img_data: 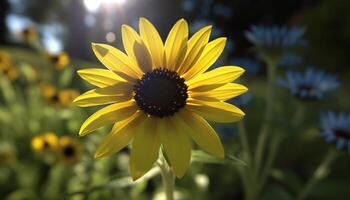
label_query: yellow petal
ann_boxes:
[133,40,153,73]
[77,68,125,88]
[177,26,211,75]
[160,118,191,178]
[187,100,245,123]
[121,24,150,73]
[176,109,224,158]
[130,117,161,180]
[73,83,133,107]
[91,43,142,82]
[190,83,248,102]
[187,66,245,89]
[182,37,226,81]
[79,100,138,136]
[94,112,145,158]
[164,19,188,70]
[139,18,164,68]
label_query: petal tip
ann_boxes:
[173,169,186,179]
[92,43,109,57]
[94,152,103,159]
[139,17,147,23]
[78,128,87,137]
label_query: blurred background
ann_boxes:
[0,0,350,199]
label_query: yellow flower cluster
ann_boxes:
[19,26,38,43]
[0,51,19,81]
[31,132,81,164]
[46,51,70,70]
[39,83,80,107]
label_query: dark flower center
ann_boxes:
[298,84,314,92]
[23,28,32,36]
[334,129,350,140]
[63,145,75,157]
[50,55,60,64]
[133,68,188,117]
[295,84,317,100]
[50,94,60,103]
[43,141,50,149]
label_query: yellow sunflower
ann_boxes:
[0,51,12,70]
[57,136,82,164]
[39,83,79,107]
[20,26,38,43]
[31,132,59,154]
[74,18,247,180]
[58,89,80,106]
[1,66,19,81]
[47,51,70,70]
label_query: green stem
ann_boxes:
[238,121,252,165]
[297,150,338,200]
[237,167,257,200]
[157,158,175,200]
[237,121,258,200]
[258,135,283,190]
[291,103,305,128]
[254,58,277,178]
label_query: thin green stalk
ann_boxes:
[157,158,175,200]
[238,121,252,165]
[297,150,338,200]
[254,58,278,177]
[237,121,258,200]
[291,103,305,128]
[258,135,283,190]
[237,167,257,200]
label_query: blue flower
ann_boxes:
[278,53,303,68]
[229,57,262,75]
[320,112,350,154]
[245,25,306,56]
[212,4,233,19]
[278,68,339,101]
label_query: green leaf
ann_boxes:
[191,150,246,166]
[191,150,225,164]
[226,154,247,166]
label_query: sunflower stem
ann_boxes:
[158,157,175,200]
[297,149,338,200]
[254,57,278,179]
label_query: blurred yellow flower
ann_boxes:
[20,26,38,43]
[47,51,70,70]
[1,66,19,81]
[39,83,59,104]
[31,132,59,154]
[57,136,82,164]
[75,18,247,180]
[58,89,80,106]
[0,51,12,70]
[39,83,79,107]
[0,51,18,81]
